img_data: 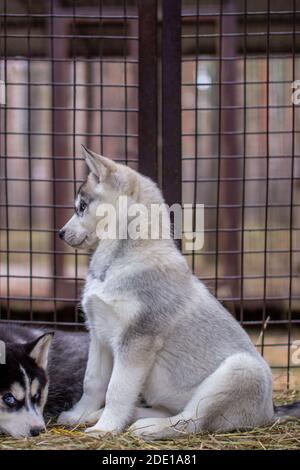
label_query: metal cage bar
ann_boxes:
[162,0,182,207]
[138,0,158,181]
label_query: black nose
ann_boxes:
[30,427,43,437]
[58,229,65,240]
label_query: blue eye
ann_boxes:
[3,393,17,408]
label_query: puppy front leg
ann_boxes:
[58,334,112,425]
[85,354,152,435]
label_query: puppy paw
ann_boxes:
[85,424,117,437]
[57,408,103,426]
[84,409,104,425]
[129,417,175,441]
[85,415,124,436]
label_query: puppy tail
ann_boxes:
[273,401,300,422]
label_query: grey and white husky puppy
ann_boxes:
[58,146,300,440]
[0,324,88,438]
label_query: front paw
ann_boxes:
[85,415,124,436]
[58,408,103,426]
[85,423,118,437]
[129,417,174,441]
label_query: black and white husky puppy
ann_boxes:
[0,323,88,438]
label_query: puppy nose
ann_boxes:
[58,229,65,240]
[30,427,43,437]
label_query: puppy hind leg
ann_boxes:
[130,353,273,440]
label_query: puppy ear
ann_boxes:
[26,333,54,370]
[82,145,117,181]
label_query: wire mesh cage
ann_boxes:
[181,0,300,389]
[0,0,299,389]
[0,0,139,325]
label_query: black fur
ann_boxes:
[0,323,88,418]
[274,402,300,419]
[45,330,88,417]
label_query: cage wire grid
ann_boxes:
[0,0,299,389]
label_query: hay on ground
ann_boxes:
[0,390,299,451]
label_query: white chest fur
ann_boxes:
[81,274,140,350]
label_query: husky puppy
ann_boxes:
[0,324,87,438]
[58,146,300,440]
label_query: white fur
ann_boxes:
[58,149,275,439]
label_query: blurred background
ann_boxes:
[0,0,300,388]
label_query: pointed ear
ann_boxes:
[82,145,117,181]
[27,333,54,370]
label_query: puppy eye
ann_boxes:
[79,200,87,212]
[3,392,17,408]
[32,391,41,404]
